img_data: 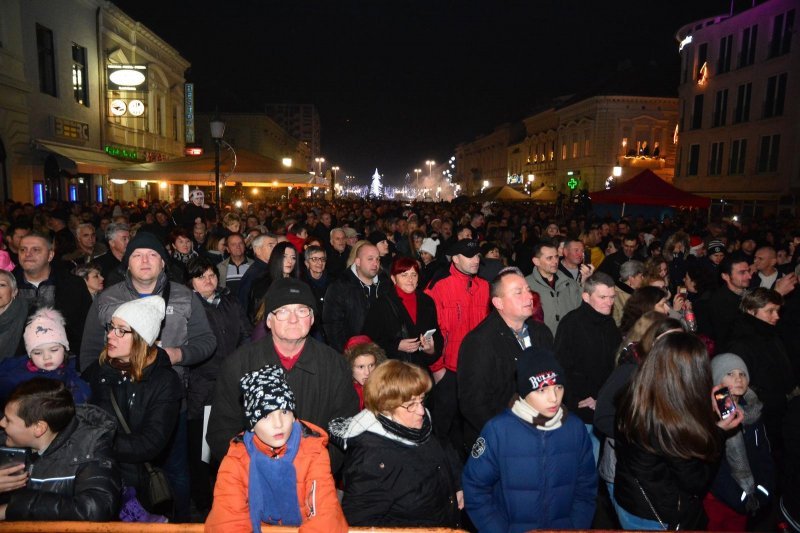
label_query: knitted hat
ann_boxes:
[263,277,317,317]
[112,296,166,346]
[707,240,726,255]
[122,231,170,266]
[344,335,373,351]
[0,250,13,271]
[367,231,388,246]
[419,238,439,257]
[450,239,480,258]
[240,365,296,429]
[24,308,69,353]
[711,353,749,386]
[516,348,564,399]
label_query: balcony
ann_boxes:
[616,155,667,170]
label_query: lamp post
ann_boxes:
[426,160,435,181]
[314,157,325,182]
[414,168,421,195]
[331,166,339,198]
[210,115,226,210]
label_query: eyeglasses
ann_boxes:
[307,256,327,263]
[105,323,133,337]
[271,307,313,321]
[399,396,426,412]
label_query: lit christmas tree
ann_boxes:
[370,168,383,198]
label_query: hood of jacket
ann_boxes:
[328,409,423,450]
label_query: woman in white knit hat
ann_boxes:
[82,295,183,521]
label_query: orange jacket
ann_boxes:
[205,420,348,533]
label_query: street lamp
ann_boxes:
[426,160,435,181]
[331,166,339,198]
[414,168,421,193]
[314,157,325,183]
[210,115,226,210]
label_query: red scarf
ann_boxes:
[353,381,365,410]
[395,285,417,324]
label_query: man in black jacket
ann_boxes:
[554,272,621,462]
[457,267,554,450]
[696,257,752,347]
[323,243,389,352]
[0,378,120,521]
[207,278,359,467]
[597,235,640,283]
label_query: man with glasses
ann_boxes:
[207,277,358,466]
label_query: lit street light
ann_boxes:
[331,166,339,198]
[210,114,226,210]
[414,168,421,194]
[314,157,325,184]
[426,160,435,181]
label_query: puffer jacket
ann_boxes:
[83,347,182,491]
[329,410,461,527]
[462,409,597,532]
[524,269,582,336]
[0,355,90,407]
[3,404,121,521]
[205,421,347,533]
[424,263,490,372]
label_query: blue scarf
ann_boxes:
[243,422,303,530]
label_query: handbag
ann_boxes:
[635,477,679,530]
[109,392,174,512]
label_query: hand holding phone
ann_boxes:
[714,387,737,420]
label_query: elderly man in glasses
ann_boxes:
[207,277,358,469]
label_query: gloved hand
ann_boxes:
[744,493,761,515]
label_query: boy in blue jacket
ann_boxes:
[462,348,597,532]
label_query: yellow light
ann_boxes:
[613,166,622,177]
[251,188,258,194]
[527,174,535,182]
[139,181,148,188]
[272,180,278,186]
[282,158,292,167]
[483,180,489,187]
[159,182,167,189]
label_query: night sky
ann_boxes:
[112,0,732,185]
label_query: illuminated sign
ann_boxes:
[185,146,203,156]
[107,64,148,91]
[507,174,523,185]
[128,100,145,116]
[52,116,89,142]
[110,99,127,116]
[567,177,579,190]
[105,145,139,161]
[185,83,195,143]
[679,35,693,52]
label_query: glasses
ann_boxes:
[271,307,313,321]
[399,397,426,412]
[307,256,327,263]
[105,323,133,337]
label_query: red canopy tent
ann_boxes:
[590,169,711,208]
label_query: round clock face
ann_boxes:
[110,99,127,116]
[128,100,145,117]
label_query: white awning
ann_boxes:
[36,140,131,174]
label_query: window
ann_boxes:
[583,131,591,157]
[730,139,747,174]
[172,106,178,141]
[571,135,578,158]
[687,144,700,176]
[739,25,758,67]
[71,44,88,106]
[692,94,704,129]
[561,142,567,160]
[36,24,57,96]
[708,142,725,175]
[733,83,752,123]
[155,96,163,135]
[696,43,708,80]
[549,141,555,161]
[763,73,788,118]
[718,34,733,73]
[713,89,728,127]
[675,147,682,177]
[770,10,795,57]
[757,134,780,172]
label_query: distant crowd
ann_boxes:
[0,192,799,531]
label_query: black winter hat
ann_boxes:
[367,231,388,246]
[240,365,296,429]
[263,277,317,317]
[122,231,170,266]
[450,239,481,258]
[516,347,565,399]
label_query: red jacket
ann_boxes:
[424,264,490,372]
[205,420,348,533]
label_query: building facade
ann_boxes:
[674,0,799,214]
[264,103,320,170]
[455,123,522,196]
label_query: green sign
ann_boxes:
[567,177,579,190]
[104,145,138,161]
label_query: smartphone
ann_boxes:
[714,387,737,420]
[422,329,436,341]
[678,286,688,295]
[0,446,31,471]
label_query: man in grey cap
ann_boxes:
[207,277,358,466]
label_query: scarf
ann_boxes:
[511,398,564,431]
[377,412,432,445]
[108,358,133,373]
[726,389,763,495]
[353,381,365,410]
[171,249,197,264]
[244,422,303,530]
[395,285,417,324]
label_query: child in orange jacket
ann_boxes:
[205,365,347,533]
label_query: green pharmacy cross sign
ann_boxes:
[567,177,579,190]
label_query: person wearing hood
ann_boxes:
[461,350,597,531]
[205,365,347,533]
[0,378,120,521]
[328,360,462,527]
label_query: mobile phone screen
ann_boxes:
[714,387,736,419]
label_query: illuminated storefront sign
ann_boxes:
[52,116,89,142]
[185,83,195,143]
[107,64,148,91]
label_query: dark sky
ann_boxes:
[112,0,731,185]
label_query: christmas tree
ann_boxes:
[370,168,383,198]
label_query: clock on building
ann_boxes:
[110,99,127,116]
[128,100,145,117]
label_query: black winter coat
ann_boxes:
[554,302,622,423]
[2,404,121,521]
[83,348,182,490]
[335,421,461,527]
[457,310,554,449]
[187,288,251,420]
[725,313,795,448]
[323,268,390,352]
[362,288,443,369]
[696,286,742,347]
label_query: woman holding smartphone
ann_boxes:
[363,256,442,371]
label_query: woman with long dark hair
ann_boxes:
[249,241,301,324]
[613,331,743,530]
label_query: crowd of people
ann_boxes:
[0,190,799,531]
